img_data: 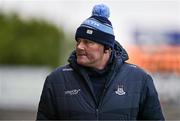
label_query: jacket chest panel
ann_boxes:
[55,90,95,119]
[56,71,95,113]
[98,79,142,117]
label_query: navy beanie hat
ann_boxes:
[75,4,115,49]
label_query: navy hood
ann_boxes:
[113,40,129,62]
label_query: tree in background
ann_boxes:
[0,13,71,68]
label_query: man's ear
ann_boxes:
[104,47,111,53]
[104,49,109,53]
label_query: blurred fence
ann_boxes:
[0,66,50,119]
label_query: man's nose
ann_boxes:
[77,41,85,49]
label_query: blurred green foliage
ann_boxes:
[0,13,66,68]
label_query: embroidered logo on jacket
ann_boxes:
[65,89,81,95]
[62,68,73,71]
[115,85,126,96]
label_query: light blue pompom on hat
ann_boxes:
[92,4,110,18]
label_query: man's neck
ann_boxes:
[93,52,111,70]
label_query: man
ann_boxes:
[37,4,164,120]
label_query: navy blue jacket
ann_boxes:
[37,41,164,120]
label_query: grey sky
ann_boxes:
[0,0,179,44]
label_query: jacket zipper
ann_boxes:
[96,88,107,120]
[96,108,99,120]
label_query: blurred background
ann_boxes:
[0,0,179,120]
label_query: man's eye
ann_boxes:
[86,40,94,45]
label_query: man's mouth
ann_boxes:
[76,50,86,55]
[76,50,86,56]
[77,53,86,56]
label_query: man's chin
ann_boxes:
[77,59,88,66]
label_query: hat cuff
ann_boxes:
[75,27,115,48]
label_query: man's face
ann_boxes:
[76,38,105,68]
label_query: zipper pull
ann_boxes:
[96,108,99,120]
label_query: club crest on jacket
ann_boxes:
[115,85,126,96]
